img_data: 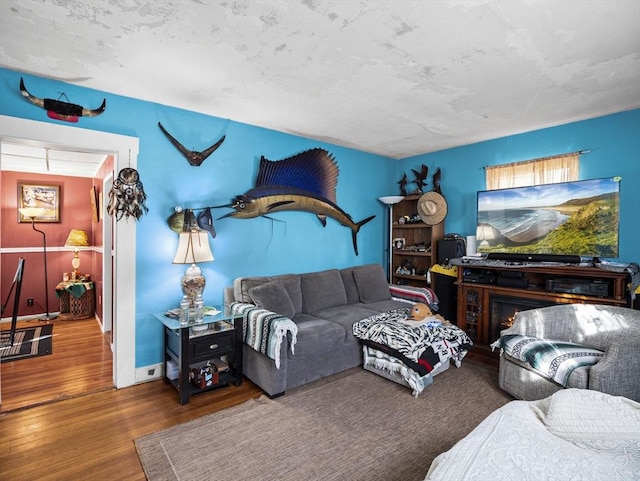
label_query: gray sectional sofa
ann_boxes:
[224,264,418,397]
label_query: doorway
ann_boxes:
[0,115,137,391]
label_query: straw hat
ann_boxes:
[417,191,447,225]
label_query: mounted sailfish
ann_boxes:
[219,148,375,255]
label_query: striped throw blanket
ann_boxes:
[492,335,604,387]
[230,302,298,369]
[389,285,439,311]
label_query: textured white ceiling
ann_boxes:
[1,0,639,160]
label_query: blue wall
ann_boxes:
[2,68,638,368]
[400,110,640,263]
[0,68,395,367]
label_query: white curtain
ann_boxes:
[486,153,579,190]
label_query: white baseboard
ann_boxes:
[1,312,61,324]
[135,363,164,383]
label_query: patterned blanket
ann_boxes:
[230,302,298,369]
[491,335,604,387]
[353,308,473,379]
[389,285,439,311]
[362,345,434,397]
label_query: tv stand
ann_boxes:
[453,260,631,347]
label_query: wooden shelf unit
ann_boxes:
[391,195,444,288]
[455,263,631,347]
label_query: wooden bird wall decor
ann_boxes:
[19,77,106,122]
[158,122,225,166]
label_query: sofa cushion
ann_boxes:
[356,299,412,314]
[353,264,391,303]
[340,267,361,305]
[287,317,349,358]
[309,304,381,342]
[301,269,347,313]
[248,280,295,319]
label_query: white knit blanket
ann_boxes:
[425,389,640,481]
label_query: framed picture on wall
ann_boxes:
[90,186,99,222]
[18,183,61,223]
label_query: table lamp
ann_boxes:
[64,229,89,279]
[173,209,214,307]
[476,224,496,248]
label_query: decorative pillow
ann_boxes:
[279,275,303,315]
[353,264,391,303]
[248,280,295,319]
[494,334,603,387]
[533,388,640,442]
[234,276,269,303]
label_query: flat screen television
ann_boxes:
[476,177,620,259]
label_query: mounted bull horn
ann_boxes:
[19,77,106,123]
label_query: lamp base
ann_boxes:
[29,312,58,323]
[181,264,206,307]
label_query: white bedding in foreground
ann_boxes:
[425,389,640,481]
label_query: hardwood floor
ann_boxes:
[1,317,113,412]
[0,317,263,480]
[0,319,496,480]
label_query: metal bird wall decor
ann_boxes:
[158,122,225,166]
[411,164,429,194]
[218,148,375,255]
[398,173,408,196]
[19,77,106,122]
[432,167,442,194]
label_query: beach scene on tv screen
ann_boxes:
[476,177,619,258]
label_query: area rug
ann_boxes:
[0,325,53,363]
[135,360,513,481]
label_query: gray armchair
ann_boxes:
[493,303,640,402]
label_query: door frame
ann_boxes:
[0,115,137,388]
[100,172,114,339]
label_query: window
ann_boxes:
[485,153,579,190]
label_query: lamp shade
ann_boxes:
[378,195,404,205]
[476,224,496,241]
[19,207,46,219]
[64,229,89,247]
[173,230,214,264]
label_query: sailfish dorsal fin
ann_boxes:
[256,148,339,203]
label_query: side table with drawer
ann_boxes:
[154,309,243,404]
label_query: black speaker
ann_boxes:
[486,252,582,263]
[438,238,466,264]
[433,273,457,324]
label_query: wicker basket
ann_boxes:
[58,288,95,320]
